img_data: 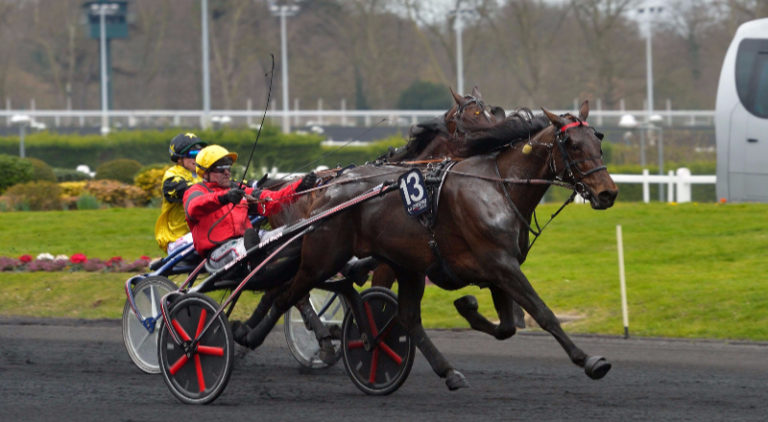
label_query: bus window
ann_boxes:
[735,39,768,118]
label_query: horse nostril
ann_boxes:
[598,190,617,205]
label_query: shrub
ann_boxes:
[24,157,57,182]
[95,158,142,184]
[3,181,63,211]
[76,194,102,210]
[0,154,35,193]
[134,165,169,200]
[397,81,452,110]
[84,179,149,207]
[54,168,92,182]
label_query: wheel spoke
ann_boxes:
[368,346,380,384]
[364,302,379,337]
[169,354,189,375]
[194,354,206,392]
[346,340,364,349]
[197,345,224,356]
[195,309,208,338]
[150,286,159,317]
[377,342,403,365]
[135,329,153,349]
[172,319,192,342]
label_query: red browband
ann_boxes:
[560,121,588,132]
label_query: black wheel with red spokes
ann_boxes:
[158,293,234,405]
[341,287,415,395]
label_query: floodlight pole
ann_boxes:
[201,0,211,128]
[98,5,109,135]
[271,3,299,133]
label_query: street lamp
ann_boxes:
[201,0,211,129]
[636,4,665,199]
[10,114,31,158]
[270,1,300,133]
[450,7,476,95]
[83,1,128,136]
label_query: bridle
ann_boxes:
[449,95,492,135]
[550,117,607,201]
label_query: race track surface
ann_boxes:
[0,317,765,421]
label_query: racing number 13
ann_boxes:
[399,171,425,206]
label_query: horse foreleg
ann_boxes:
[295,294,337,365]
[397,272,469,391]
[453,285,521,340]
[370,263,396,289]
[231,287,280,346]
[499,265,611,380]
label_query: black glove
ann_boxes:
[296,172,317,192]
[219,188,245,205]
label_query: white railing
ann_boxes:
[608,168,715,203]
[0,108,716,130]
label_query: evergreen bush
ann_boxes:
[3,181,63,211]
[54,168,92,182]
[0,154,34,193]
[95,159,143,184]
[24,157,57,182]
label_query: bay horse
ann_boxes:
[368,86,543,330]
[239,100,618,390]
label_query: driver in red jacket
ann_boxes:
[183,145,316,257]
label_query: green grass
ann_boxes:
[1,202,767,341]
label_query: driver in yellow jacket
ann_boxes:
[154,133,207,252]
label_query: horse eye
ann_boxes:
[595,131,604,141]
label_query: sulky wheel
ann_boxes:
[341,286,415,395]
[284,288,347,369]
[122,276,177,374]
[158,293,234,405]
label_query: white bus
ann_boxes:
[715,18,768,202]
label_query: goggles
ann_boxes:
[210,165,232,174]
[186,149,201,158]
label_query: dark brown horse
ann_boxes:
[240,100,618,390]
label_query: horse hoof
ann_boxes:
[584,356,611,380]
[453,295,479,313]
[445,369,469,391]
[230,321,249,346]
[318,339,338,365]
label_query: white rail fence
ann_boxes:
[574,168,716,204]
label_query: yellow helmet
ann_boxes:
[195,145,238,177]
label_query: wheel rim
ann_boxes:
[284,289,345,368]
[123,277,176,374]
[343,289,413,394]
[159,295,232,404]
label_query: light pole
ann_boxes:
[10,114,31,158]
[637,4,665,199]
[201,0,211,129]
[450,7,476,95]
[270,1,300,133]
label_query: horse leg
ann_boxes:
[231,287,279,346]
[370,263,396,289]
[396,271,469,391]
[453,285,521,339]
[294,294,337,365]
[499,264,611,380]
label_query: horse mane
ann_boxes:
[377,117,449,162]
[454,109,551,157]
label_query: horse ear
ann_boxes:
[579,100,590,121]
[541,107,567,128]
[471,85,482,100]
[450,87,464,105]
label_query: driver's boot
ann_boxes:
[340,257,378,285]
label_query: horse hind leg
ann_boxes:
[501,265,611,380]
[453,285,523,340]
[295,294,337,365]
[396,270,468,391]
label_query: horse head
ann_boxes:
[446,86,502,136]
[542,101,618,210]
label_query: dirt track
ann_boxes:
[0,317,765,422]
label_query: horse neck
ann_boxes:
[495,133,557,215]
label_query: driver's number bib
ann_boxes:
[398,169,428,216]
